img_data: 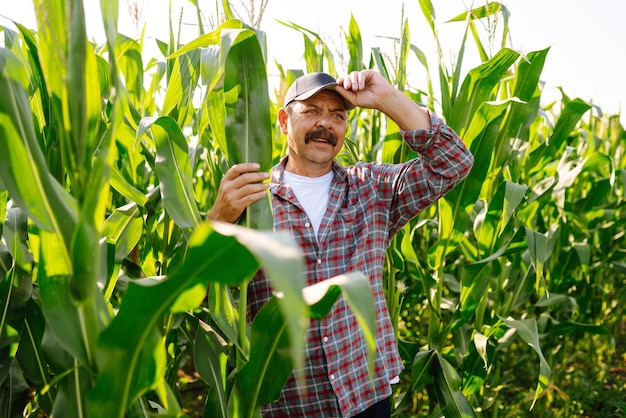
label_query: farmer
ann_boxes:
[208,69,474,417]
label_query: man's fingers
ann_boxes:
[227,171,269,194]
[239,188,269,206]
[337,70,372,91]
[236,182,270,200]
[224,162,262,179]
[222,163,270,191]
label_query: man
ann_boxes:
[208,70,474,417]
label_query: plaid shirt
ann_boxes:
[248,111,474,417]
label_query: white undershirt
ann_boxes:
[283,170,333,242]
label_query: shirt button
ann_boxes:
[317,259,322,265]
[323,336,329,342]
[305,222,311,228]
[330,374,335,380]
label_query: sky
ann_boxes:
[1,0,624,123]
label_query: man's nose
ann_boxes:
[315,111,333,128]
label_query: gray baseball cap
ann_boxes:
[283,72,355,110]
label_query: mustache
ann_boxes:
[304,128,338,146]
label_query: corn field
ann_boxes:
[0,0,624,417]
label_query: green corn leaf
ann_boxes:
[527,98,591,170]
[436,354,476,418]
[185,23,273,230]
[461,331,491,397]
[445,5,475,100]
[88,224,258,417]
[47,359,92,418]
[197,45,223,148]
[302,36,322,74]
[430,99,518,270]
[138,116,203,231]
[455,261,492,330]
[411,349,437,390]
[302,273,376,373]
[15,299,55,414]
[233,271,376,418]
[217,221,306,368]
[194,320,229,418]
[502,48,549,141]
[100,0,119,65]
[206,85,228,153]
[0,265,27,385]
[208,282,241,352]
[382,124,404,164]
[162,49,201,123]
[439,62,453,118]
[553,151,588,209]
[66,0,89,180]
[166,20,244,63]
[0,52,77,246]
[101,202,144,263]
[221,28,272,168]
[412,349,476,417]
[117,35,144,108]
[525,226,558,296]
[468,20,488,64]
[37,230,92,368]
[418,0,436,35]
[396,19,410,91]
[501,182,529,234]
[69,215,99,304]
[548,321,612,339]
[453,227,526,331]
[409,43,434,108]
[447,2,505,22]
[474,180,529,256]
[109,166,149,207]
[87,222,306,417]
[231,296,294,418]
[501,317,551,410]
[448,48,520,137]
[346,14,364,72]
[32,0,65,108]
[3,207,33,271]
[371,47,391,81]
[221,28,273,229]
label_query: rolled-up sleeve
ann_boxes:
[383,110,474,230]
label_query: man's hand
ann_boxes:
[335,70,394,111]
[335,69,431,131]
[207,163,270,223]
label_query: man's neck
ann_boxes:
[284,158,333,178]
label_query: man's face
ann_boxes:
[278,89,349,176]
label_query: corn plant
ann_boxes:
[0,1,378,417]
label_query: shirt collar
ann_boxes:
[270,156,346,190]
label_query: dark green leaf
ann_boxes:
[138,116,203,231]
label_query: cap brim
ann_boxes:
[290,83,355,110]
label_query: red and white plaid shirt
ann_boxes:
[248,111,474,417]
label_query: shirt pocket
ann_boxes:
[334,204,361,247]
[337,203,358,224]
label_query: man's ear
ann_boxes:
[278,107,289,134]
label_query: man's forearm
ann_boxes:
[377,89,432,131]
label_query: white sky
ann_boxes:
[1,0,624,122]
